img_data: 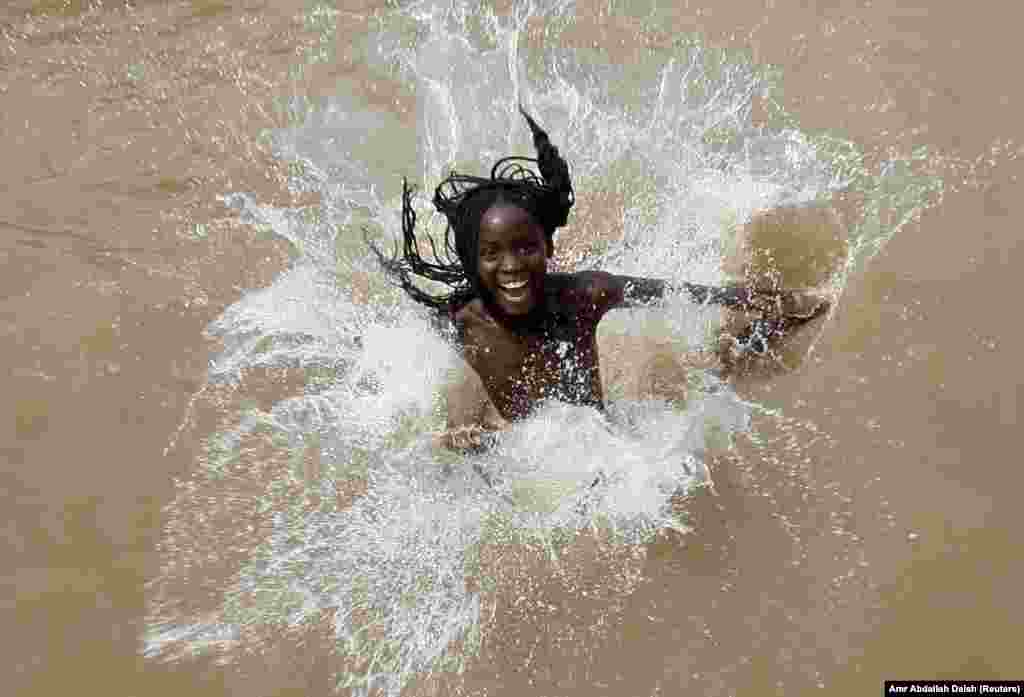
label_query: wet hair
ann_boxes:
[369,107,574,315]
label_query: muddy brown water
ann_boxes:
[3,1,1022,695]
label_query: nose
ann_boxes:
[498,251,522,272]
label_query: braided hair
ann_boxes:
[369,106,574,315]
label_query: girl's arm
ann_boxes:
[434,352,509,452]
[582,270,829,318]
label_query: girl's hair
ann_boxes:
[369,107,574,315]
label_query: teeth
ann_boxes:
[500,280,527,290]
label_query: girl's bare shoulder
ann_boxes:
[451,298,487,327]
[451,299,514,346]
[548,271,619,313]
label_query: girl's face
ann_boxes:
[476,203,552,317]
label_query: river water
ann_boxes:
[3,1,1022,696]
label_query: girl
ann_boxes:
[371,108,829,451]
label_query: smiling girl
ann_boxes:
[371,108,829,451]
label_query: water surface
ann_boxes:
[3,1,1022,695]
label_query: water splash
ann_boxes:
[146,1,951,693]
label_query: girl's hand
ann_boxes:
[781,289,831,319]
[749,289,830,319]
[434,424,498,452]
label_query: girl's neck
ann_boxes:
[481,291,554,336]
